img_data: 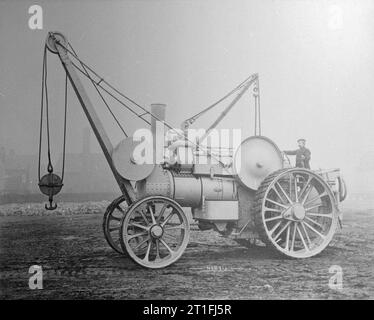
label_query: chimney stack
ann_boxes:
[150,104,166,164]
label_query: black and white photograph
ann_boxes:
[0,0,373,304]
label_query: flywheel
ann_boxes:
[252,168,339,258]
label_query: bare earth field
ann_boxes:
[0,201,373,299]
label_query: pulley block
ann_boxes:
[46,32,68,54]
[38,172,63,210]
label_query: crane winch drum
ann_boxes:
[38,31,347,268]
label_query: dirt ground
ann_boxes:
[0,201,373,299]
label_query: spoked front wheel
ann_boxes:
[120,196,190,269]
[253,168,339,258]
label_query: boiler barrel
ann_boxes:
[136,166,237,208]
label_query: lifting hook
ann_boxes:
[45,195,58,211]
[38,168,63,211]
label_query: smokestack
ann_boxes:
[151,103,166,164]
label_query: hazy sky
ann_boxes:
[0,0,373,193]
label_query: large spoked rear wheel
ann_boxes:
[103,195,129,254]
[253,168,339,258]
[120,196,190,269]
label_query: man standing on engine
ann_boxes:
[284,138,311,169]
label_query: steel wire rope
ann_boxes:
[54,40,247,172]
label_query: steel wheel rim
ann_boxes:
[103,196,128,254]
[120,196,190,269]
[261,169,338,258]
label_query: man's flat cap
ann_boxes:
[297,138,306,142]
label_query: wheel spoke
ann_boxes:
[305,203,323,212]
[303,220,326,239]
[294,175,299,202]
[155,239,161,261]
[116,205,125,213]
[301,187,313,205]
[133,236,150,250]
[291,222,297,251]
[271,186,286,205]
[285,223,291,251]
[139,210,150,225]
[264,207,283,213]
[306,212,333,219]
[273,221,292,241]
[304,192,328,207]
[156,203,168,223]
[109,226,120,232]
[264,215,283,222]
[127,231,148,240]
[164,224,185,231]
[142,241,152,262]
[297,225,309,251]
[160,239,175,257]
[276,182,293,205]
[129,222,149,230]
[299,176,313,200]
[305,216,324,228]
[163,233,178,241]
[109,215,121,222]
[161,211,175,227]
[266,198,288,209]
[269,221,282,236]
[300,221,312,246]
[148,204,157,224]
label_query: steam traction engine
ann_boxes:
[39,32,347,269]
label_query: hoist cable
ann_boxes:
[61,73,68,180]
[70,59,233,171]
[38,46,46,181]
[56,40,261,144]
[61,42,153,126]
[44,46,52,172]
[53,40,241,172]
[68,41,239,170]
[71,60,151,126]
[185,74,258,126]
[38,44,69,182]
[61,41,220,133]
[38,45,54,180]
[63,41,260,141]
[68,44,129,137]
